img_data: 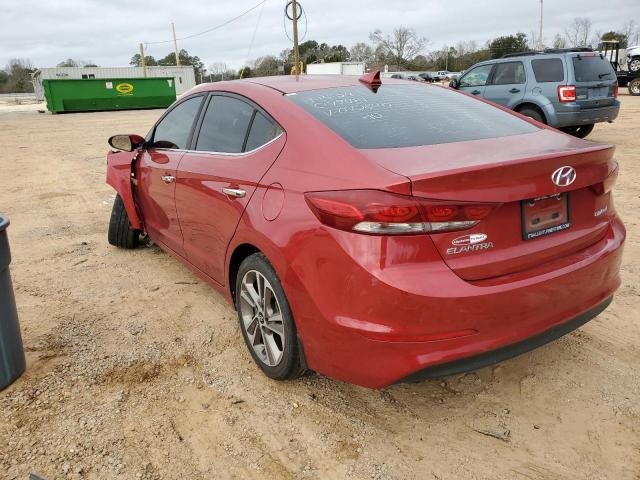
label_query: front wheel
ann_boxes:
[108,194,140,249]
[560,124,595,139]
[235,253,305,381]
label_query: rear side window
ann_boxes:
[287,85,538,149]
[196,96,254,153]
[572,55,615,82]
[153,96,203,149]
[531,58,564,82]
[492,62,526,85]
[245,111,282,151]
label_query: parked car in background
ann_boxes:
[450,49,620,138]
[106,74,624,388]
[418,72,436,83]
[627,45,640,72]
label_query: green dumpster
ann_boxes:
[43,77,177,113]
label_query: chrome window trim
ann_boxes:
[154,131,284,157]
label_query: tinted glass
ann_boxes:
[531,58,564,82]
[459,64,493,87]
[153,96,202,149]
[492,62,526,85]
[196,96,254,153]
[288,85,538,149]
[245,111,282,151]
[572,55,615,82]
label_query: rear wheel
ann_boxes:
[235,253,305,381]
[517,106,546,124]
[629,78,640,96]
[108,194,140,249]
[560,124,595,139]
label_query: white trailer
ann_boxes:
[306,62,366,75]
[31,66,196,101]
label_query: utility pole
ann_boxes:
[538,0,544,50]
[171,22,181,66]
[291,0,301,75]
[139,43,147,78]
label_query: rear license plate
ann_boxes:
[521,193,570,240]
[588,87,608,99]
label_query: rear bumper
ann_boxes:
[400,296,611,382]
[550,102,620,128]
[289,216,625,388]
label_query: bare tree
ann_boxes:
[369,27,428,67]
[622,20,639,46]
[552,34,567,49]
[208,62,228,81]
[349,42,374,64]
[564,17,593,47]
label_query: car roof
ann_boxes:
[195,75,410,95]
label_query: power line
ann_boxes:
[144,0,267,46]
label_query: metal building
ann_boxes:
[306,62,366,75]
[31,66,196,101]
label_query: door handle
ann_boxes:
[471,90,481,95]
[509,88,521,93]
[223,188,246,198]
[161,175,175,184]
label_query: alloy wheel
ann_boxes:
[630,59,640,72]
[239,270,285,367]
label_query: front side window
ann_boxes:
[459,64,494,87]
[491,62,526,85]
[531,58,565,82]
[153,96,203,149]
[195,96,254,153]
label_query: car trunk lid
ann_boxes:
[362,130,617,281]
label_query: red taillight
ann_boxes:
[613,81,619,98]
[305,190,499,235]
[558,85,576,103]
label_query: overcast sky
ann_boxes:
[1,0,638,71]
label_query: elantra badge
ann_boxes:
[551,166,576,187]
[447,233,493,255]
[451,233,488,246]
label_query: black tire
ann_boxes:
[235,253,305,381]
[560,124,595,139]
[629,57,640,73]
[108,194,140,249]
[629,78,640,96]
[517,106,546,124]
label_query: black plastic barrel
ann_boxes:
[0,216,25,390]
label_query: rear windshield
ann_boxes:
[287,84,538,149]
[572,55,615,82]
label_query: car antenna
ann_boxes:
[359,70,382,92]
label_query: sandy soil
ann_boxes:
[0,94,638,480]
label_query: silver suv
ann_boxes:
[450,49,620,138]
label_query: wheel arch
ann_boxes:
[106,151,143,230]
[227,243,262,303]
[513,101,548,124]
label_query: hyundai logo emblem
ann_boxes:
[551,166,577,187]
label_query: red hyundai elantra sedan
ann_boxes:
[106,73,625,388]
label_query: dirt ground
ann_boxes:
[0,93,638,480]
